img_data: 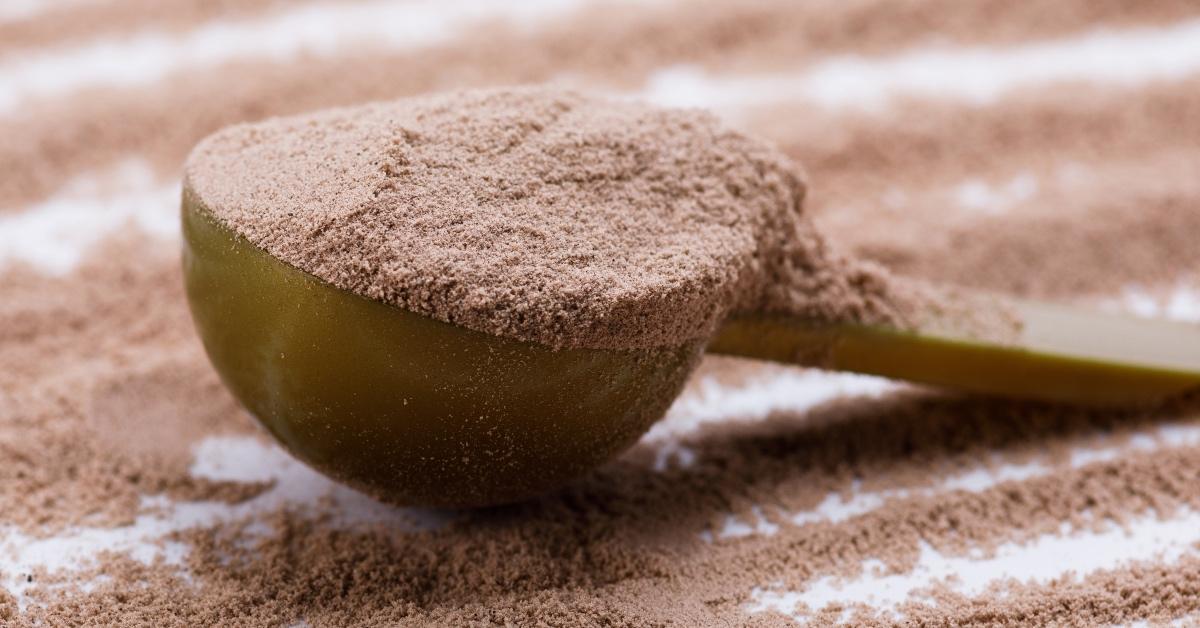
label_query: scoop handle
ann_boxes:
[708,300,1200,405]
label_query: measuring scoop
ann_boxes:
[182,191,1200,508]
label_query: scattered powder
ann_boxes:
[4,0,1200,625]
[5,47,1200,305]
[748,78,1200,298]
[0,237,268,534]
[5,0,1200,212]
[6,0,1197,63]
[6,248,1200,624]
[186,88,921,350]
[0,0,297,57]
[895,555,1200,626]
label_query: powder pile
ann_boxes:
[186,87,917,350]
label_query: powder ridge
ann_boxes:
[185,87,912,350]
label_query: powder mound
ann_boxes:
[186,87,909,349]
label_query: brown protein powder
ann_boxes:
[8,2,1200,625]
[184,87,921,351]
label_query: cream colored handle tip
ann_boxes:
[709,300,1200,406]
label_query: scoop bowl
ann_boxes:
[182,190,701,508]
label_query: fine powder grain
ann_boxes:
[185,87,927,350]
[6,1,1200,625]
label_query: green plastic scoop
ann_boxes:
[712,302,1200,406]
[181,192,1200,508]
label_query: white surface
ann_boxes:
[0,0,645,113]
[1,436,449,609]
[749,513,1200,623]
[649,370,899,443]
[641,18,1200,112]
[0,160,177,273]
[0,0,96,23]
[955,173,1039,216]
[5,4,1200,115]
[712,416,1200,540]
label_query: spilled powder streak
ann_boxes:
[0,0,315,58]
[716,412,1200,540]
[748,511,1200,624]
[0,0,619,113]
[0,160,177,273]
[1118,285,1200,322]
[708,287,1200,620]
[642,18,1200,112]
[953,173,1039,216]
[650,370,901,443]
[9,0,1200,64]
[9,10,1200,215]
[0,436,448,609]
[0,0,94,23]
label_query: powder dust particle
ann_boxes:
[186,87,918,351]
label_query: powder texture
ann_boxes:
[0,0,294,57]
[5,0,1200,625]
[186,88,915,350]
[7,245,1200,625]
[3,0,1198,213]
[894,556,1200,626]
[0,238,270,534]
[746,78,1200,299]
